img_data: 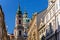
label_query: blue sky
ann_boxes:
[0,0,48,34]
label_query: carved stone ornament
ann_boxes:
[51,0,56,3]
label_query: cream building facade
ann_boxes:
[38,0,60,40]
[38,10,47,40]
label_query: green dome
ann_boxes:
[23,18,30,23]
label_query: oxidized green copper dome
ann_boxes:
[23,11,30,23]
[23,18,30,23]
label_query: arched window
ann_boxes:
[19,20,21,24]
[41,35,45,40]
[19,31,21,36]
[19,15,21,18]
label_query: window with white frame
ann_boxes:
[44,17,46,23]
[46,23,53,36]
[48,12,50,20]
[59,0,60,8]
[46,15,49,22]
[57,14,60,30]
[50,9,54,17]
[55,0,58,12]
[52,6,55,14]
[49,23,53,33]
[48,0,52,6]
[58,14,60,25]
[52,19,55,31]
[46,25,50,36]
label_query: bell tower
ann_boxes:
[14,1,24,40]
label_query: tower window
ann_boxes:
[19,31,21,36]
[19,15,21,18]
[19,20,21,24]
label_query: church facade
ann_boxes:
[14,4,30,40]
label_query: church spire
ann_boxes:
[18,0,20,11]
[0,5,2,11]
[17,0,22,14]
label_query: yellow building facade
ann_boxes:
[27,12,39,40]
[38,0,60,40]
[0,5,8,40]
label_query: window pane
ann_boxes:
[19,15,21,18]
[19,20,21,24]
[19,31,21,36]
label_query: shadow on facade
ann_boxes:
[41,35,45,40]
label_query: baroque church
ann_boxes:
[0,1,30,40]
[14,3,30,40]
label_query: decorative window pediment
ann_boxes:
[51,0,56,3]
[40,18,44,27]
[40,22,43,27]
